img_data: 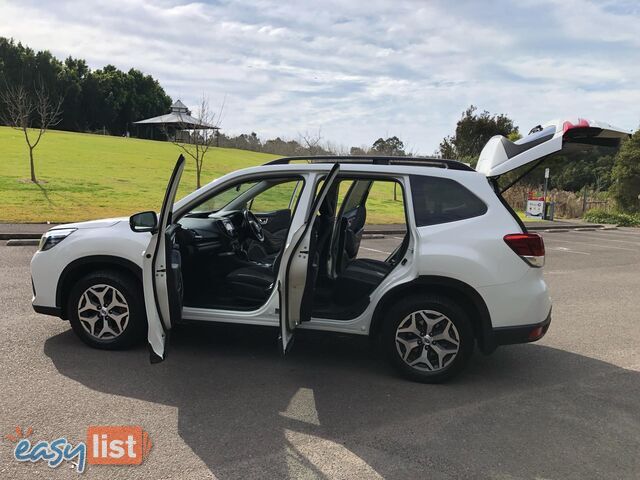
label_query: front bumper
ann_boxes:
[493,309,552,346]
[33,304,63,318]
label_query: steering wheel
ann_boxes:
[243,209,265,242]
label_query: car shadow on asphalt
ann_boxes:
[44,324,640,479]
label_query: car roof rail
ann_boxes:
[263,155,475,171]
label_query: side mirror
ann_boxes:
[129,211,158,233]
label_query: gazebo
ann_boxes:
[133,100,219,143]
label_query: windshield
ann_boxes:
[189,182,258,214]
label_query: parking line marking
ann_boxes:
[589,229,640,237]
[548,246,591,255]
[564,232,640,246]
[544,238,638,252]
[360,247,392,254]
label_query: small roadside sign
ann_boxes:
[526,200,544,218]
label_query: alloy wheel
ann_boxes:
[395,309,460,372]
[77,284,130,340]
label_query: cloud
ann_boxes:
[0,0,638,152]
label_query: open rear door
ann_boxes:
[278,163,340,354]
[476,118,631,179]
[144,155,186,363]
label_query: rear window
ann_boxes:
[410,175,487,226]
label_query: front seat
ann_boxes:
[225,185,339,307]
[225,263,277,305]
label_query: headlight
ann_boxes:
[39,228,76,251]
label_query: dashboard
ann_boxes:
[220,217,236,237]
[177,210,245,255]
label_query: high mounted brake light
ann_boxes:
[504,233,545,268]
[562,118,590,133]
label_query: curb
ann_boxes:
[527,223,604,231]
[6,239,40,246]
[363,223,607,235]
[0,232,43,240]
[1,222,612,242]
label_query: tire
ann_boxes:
[67,270,146,350]
[382,294,474,383]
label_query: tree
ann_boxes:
[0,37,172,137]
[300,129,327,156]
[0,82,63,182]
[611,130,640,213]
[165,95,224,190]
[439,105,519,166]
[371,136,405,156]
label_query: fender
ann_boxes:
[371,275,497,354]
[55,255,142,318]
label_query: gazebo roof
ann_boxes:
[133,99,218,129]
[171,100,189,112]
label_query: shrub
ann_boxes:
[611,130,640,213]
[583,208,640,227]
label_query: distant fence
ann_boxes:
[503,185,612,219]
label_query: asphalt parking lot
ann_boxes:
[1,229,639,479]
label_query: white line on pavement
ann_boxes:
[548,246,591,255]
[544,237,638,252]
[589,229,640,237]
[360,247,392,254]
[565,231,640,246]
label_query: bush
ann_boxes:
[583,208,640,227]
[611,130,640,213]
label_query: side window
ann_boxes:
[410,175,487,226]
[249,180,301,213]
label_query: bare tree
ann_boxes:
[299,128,326,156]
[0,83,63,183]
[165,95,225,189]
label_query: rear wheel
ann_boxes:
[382,294,474,383]
[67,270,146,350]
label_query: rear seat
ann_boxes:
[333,258,393,304]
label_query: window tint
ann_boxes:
[410,175,487,226]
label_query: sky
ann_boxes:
[0,0,639,153]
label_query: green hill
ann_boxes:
[0,127,279,222]
[0,127,407,224]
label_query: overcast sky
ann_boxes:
[1,0,639,153]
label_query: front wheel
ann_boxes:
[382,294,474,383]
[67,270,146,350]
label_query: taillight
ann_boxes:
[504,233,545,268]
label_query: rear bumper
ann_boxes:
[493,309,552,346]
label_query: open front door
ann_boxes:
[144,155,186,363]
[278,163,340,354]
[476,118,631,179]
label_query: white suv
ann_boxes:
[30,118,629,382]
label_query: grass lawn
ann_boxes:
[517,211,542,222]
[0,127,406,224]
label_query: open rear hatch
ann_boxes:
[476,118,631,179]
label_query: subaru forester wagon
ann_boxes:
[31,118,629,382]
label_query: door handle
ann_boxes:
[258,217,269,224]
